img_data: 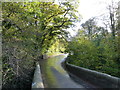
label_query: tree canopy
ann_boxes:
[2,1,80,88]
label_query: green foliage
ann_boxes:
[66,18,120,78]
[66,37,99,69]
[46,39,66,56]
[2,2,79,88]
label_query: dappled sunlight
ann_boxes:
[2,0,120,89]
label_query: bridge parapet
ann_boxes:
[32,63,44,89]
[65,62,120,88]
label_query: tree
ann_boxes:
[81,17,107,42]
[81,17,99,40]
[2,2,79,57]
[2,1,80,88]
[108,2,116,38]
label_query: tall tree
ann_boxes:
[108,2,116,38]
[2,2,79,57]
[2,1,80,88]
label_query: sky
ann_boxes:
[78,0,120,23]
[69,0,120,36]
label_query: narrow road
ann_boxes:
[39,54,97,89]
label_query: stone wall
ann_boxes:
[65,62,120,88]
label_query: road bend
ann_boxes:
[39,54,98,89]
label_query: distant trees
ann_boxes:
[81,18,108,40]
[66,7,120,77]
[81,18,96,40]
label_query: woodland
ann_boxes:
[2,1,120,89]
